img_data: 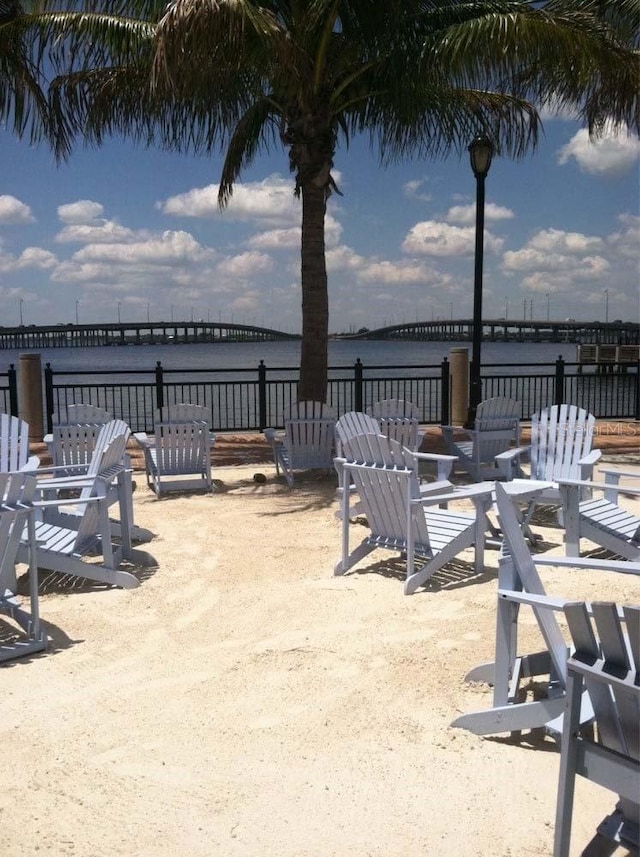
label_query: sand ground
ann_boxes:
[1,426,639,857]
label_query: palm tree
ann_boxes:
[50,0,639,400]
[0,0,60,149]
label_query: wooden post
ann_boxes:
[449,347,469,426]
[18,353,43,441]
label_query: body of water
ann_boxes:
[0,338,579,374]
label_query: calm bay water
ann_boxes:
[0,338,578,375]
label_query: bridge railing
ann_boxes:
[36,356,639,434]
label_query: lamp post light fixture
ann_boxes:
[467,134,494,427]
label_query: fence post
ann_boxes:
[635,359,640,421]
[44,363,54,433]
[354,359,363,412]
[258,360,267,431]
[8,364,18,417]
[155,361,164,411]
[19,353,44,441]
[554,356,565,406]
[440,357,450,426]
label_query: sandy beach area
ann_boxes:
[2,426,639,857]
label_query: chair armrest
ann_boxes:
[495,445,530,480]
[21,455,40,472]
[33,491,107,509]
[578,448,602,473]
[415,481,494,508]
[413,452,457,481]
[557,477,640,498]
[33,462,90,477]
[263,428,283,447]
[133,432,153,449]
[600,467,639,483]
[533,554,640,576]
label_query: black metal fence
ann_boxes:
[21,357,637,433]
[0,365,18,417]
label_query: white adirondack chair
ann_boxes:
[452,480,640,739]
[367,399,423,452]
[36,419,149,548]
[0,472,47,661]
[560,466,640,560]
[46,403,112,468]
[334,432,493,595]
[0,413,39,471]
[495,404,601,542]
[441,396,521,481]
[554,600,639,856]
[13,428,139,589]
[133,404,214,498]
[263,401,337,487]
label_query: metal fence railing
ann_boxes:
[0,364,18,417]
[1,357,637,432]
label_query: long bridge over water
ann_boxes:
[0,317,637,349]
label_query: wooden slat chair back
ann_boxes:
[495,404,601,543]
[367,399,422,452]
[560,466,640,560]
[335,433,492,595]
[335,412,380,458]
[14,428,139,589]
[49,404,112,468]
[264,401,336,487]
[0,413,39,471]
[134,405,214,498]
[452,481,640,739]
[441,397,521,481]
[530,404,596,483]
[0,472,47,661]
[554,600,640,856]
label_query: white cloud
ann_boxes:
[557,125,640,175]
[403,179,432,202]
[446,202,515,225]
[402,221,503,257]
[0,195,35,224]
[0,246,57,272]
[246,214,342,251]
[158,174,301,226]
[58,200,105,224]
[248,227,301,250]
[71,230,213,266]
[528,228,604,254]
[55,221,139,244]
[358,260,432,284]
[326,245,367,272]
[216,251,273,279]
[607,214,640,260]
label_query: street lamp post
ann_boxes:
[604,288,609,323]
[117,300,122,324]
[467,135,494,427]
[19,297,24,326]
[75,299,80,325]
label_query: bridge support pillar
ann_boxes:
[449,347,469,426]
[18,353,44,441]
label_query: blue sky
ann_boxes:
[1,113,638,333]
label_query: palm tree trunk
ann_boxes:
[298,182,328,402]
